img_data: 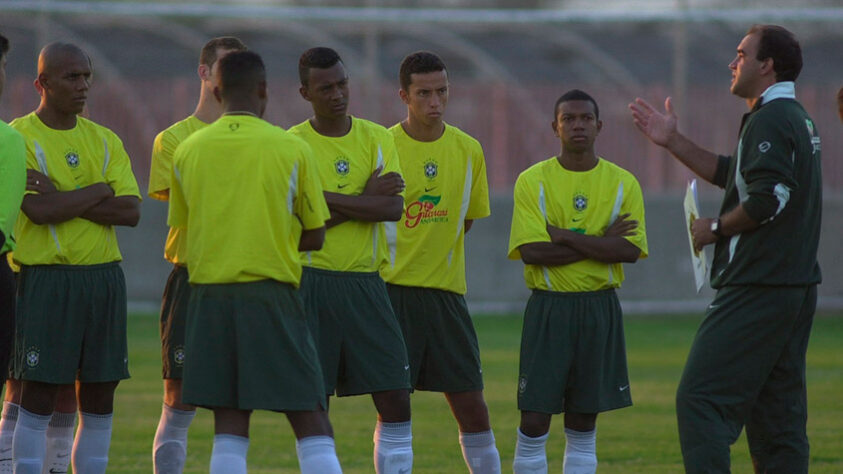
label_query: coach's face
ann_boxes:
[729,33,771,99]
[301,61,349,120]
[553,99,601,154]
[40,50,91,116]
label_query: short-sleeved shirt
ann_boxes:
[0,120,26,254]
[11,113,141,265]
[709,82,822,288]
[508,157,648,292]
[148,115,210,264]
[289,117,403,272]
[381,123,490,295]
[168,114,329,286]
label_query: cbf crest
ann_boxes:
[573,193,588,212]
[334,157,350,176]
[424,159,438,179]
[65,149,80,169]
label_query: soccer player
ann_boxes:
[168,50,341,474]
[630,25,821,473]
[383,50,501,473]
[289,47,412,474]
[508,90,647,474]
[147,36,246,474]
[10,42,141,474]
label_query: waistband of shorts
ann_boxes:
[191,279,295,291]
[531,288,616,299]
[303,266,380,279]
[21,261,121,272]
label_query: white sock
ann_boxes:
[373,420,412,474]
[512,428,548,474]
[71,412,113,474]
[0,402,19,474]
[42,411,75,474]
[210,434,248,474]
[459,430,501,474]
[153,404,196,474]
[563,428,597,474]
[12,408,51,474]
[296,435,342,474]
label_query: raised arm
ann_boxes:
[22,170,113,225]
[629,97,721,184]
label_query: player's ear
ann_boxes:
[299,85,310,102]
[212,85,222,104]
[257,80,267,100]
[399,88,409,105]
[551,120,559,137]
[596,119,603,134]
[197,63,210,82]
[34,76,46,95]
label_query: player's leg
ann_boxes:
[445,390,500,474]
[745,285,815,474]
[153,265,196,474]
[14,381,60,474]
[211,408,250,474]
[43,384,77,474]
[563,413,598,474]
[287,409,341,474]
[72,381,118,474]
[372,389,412,474]
[0,380,21,473]
[676,286,809,474]
[514,411,551,474]
[0,256,17,473]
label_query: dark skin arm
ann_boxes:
[80,196,141,227]
[464,219,474,233]
[325,167,405,229]
[520,213,638,266]
[545,213,642,264]
[299,226,326,252]
[22,170,113,225]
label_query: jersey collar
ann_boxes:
[760,81,796,105]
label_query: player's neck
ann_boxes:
[401,116,444,143]
[557,151,598,172]
[310,114,351,138]
[193,88,224,124]
[35,103,78,130]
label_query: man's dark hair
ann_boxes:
[399,51,446,91]
[218,51,265,100]
[554,89,600,120]
[199,36,247,67]
[747,24,802,82]
[0,34,9,62]
[298,47,343,86]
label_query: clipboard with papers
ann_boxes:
[683,179,707,292]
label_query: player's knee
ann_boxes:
[519,412,551,438]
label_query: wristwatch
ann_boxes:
[710,218,722,237]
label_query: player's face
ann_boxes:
[42,51,91,116]
[729,33,767,99]
[302,62,349,120]
[553,99,601,153]
[401,70,448,127]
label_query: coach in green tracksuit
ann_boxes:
[630,25,821,473]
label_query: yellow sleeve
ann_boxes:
[295,146,330,231]
[622,176,648,258]
[104,134,141,199]
[379,132,405,200]
[508,173,550,260]
[148,130,179,201]
[167,151,188,230]
[466,141,490,220]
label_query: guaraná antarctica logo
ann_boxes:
[404,194,448,228]
[334,157,350,176]
[65,149,80,168]
[423,159,438,179]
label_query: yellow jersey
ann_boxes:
[289,117,402,272]
[508,157,648,292]
[148,115,210,265]
[168,115,329,286]
[381,123,490,294]
[11,113,140,265]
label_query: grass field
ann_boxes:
[103,312,843,473]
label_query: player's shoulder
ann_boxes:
[350,116,389,136]
[516,157,555,185]
[9,112,38,134]
[76,116,122,141]
[156,116,202,143]
[598,158,642,188]
[0,119,24,144]
[444,123,482,150]
[287,119,311,137]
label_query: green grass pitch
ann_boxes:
[102,312,843,473]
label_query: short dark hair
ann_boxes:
[298,47,342,86]
[399,51,446,91]
[199,36,247,67]
[554,89,600,120]
[217,51,265,100]
[747,24,802,82]
[0,34,9,62]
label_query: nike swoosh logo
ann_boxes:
[572,218,583,222]
[424,187,436,192]
[57,453,70,458]
[49,469,68,474]
[619,385,629,391]
[338,184,349,189]
[403,365,410,370]
[399,468,410,474]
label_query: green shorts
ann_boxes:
[518,289,631,414]
[14,263,130,384]
[182,280,326,411]
[300,267,410,397]
[159,264,190,379]
[386,284,483,393]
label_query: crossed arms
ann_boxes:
[324,166,404,229]
[519,214,642,266]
